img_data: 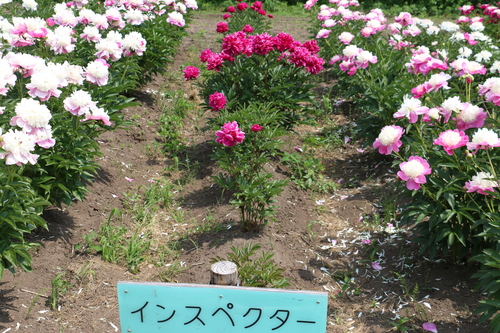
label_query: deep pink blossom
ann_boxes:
[251,124,262,132]
[216,121,245,146]
[373,125,404,155]
[216,22,228,33]
[208,92,227,111]
[221,31,248,56]
[237,2,248,11]
[242,24,254,33]
[433,129,468,155]
[397,156,432,190]
[251,33,275,55]
[183,66,200,80]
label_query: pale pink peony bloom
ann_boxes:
[465,172,498,195]
[433,129,468,155]
[78,8,97,25]
[63,90,97,116]
[397,156,432,190]
[440,96,462,123]
[0,129,39,166]
[124,9,145,25]
[5,52,45,78]
[167,11,185,27]
[83,59,110,86]
[82,106,111,126]
[0,58,17,95]
[361,26,376,37]
[455,103,487,130]
[478,77,500,106]
[394,12,414,26]
[373,125,404,155]
[80,26,101,42]
[338,31,354,44]
[185,0,198,10]
[318,9,333,21]
[355,50,377,69]
[451,59,486,78]
[92,14,110,30]
[52,8,78,27]
[63,61,84,85]
[342,44,361,59]
[424,72,451,93]
[322,19,336,28]
[122,31,146,57]
[22,0,37,10]
[394,95,429,123]
[10,98,51,133]
[466,128,500,151]
[216,121,245,147]
[33,125,56,148]
[95,38,123,61]
[46,26,76,54]
[26,68,62,101]
[316,29,330,38]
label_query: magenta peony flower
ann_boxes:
[373,125,404,155]
[216,22,228,33]
[208,92,227,111]
[216,121,245,146]
[433,129,468,155]
[242,24,254,33]
[183,66,200,80]
[251,124,262,132]
[397,156,432,190]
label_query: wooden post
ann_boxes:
[210,261,239,286]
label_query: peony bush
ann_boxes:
[0,0,196,279]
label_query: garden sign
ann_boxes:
[117,281,328,332]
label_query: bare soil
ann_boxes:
[0,12,490,333]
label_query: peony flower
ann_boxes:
[338,31,354,44]
[167,11,185,27]
[208,92,227,111]
[25,68,62,101]
[122,31,146,57]
[467,128,500,151]
[394,95,429,123]
[455,103,486,130]
[465,172,498,195]
[478,77,500,106]
[10,98,51,133]
[183,66,200,80]
[242,24,254,33]
[433,129,468,155]
[216,121,245,146]
[251,124,262,132]
[82,106,111,126]
[316,29,330,38]
[373,125,404,155]
[63,90,96,116]
[95,38,122,61]
[397,156,432,190]
[83,59,110,86]
[216,22,228,33]
[0,129,39,166]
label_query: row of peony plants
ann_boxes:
[307,0,500,331]
[0,0,197,280]
[186,0,329,231]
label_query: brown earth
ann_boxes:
[0,12,491,333]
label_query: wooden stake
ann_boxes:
[210,261,239,286]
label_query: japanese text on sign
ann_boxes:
[117,282,328,333]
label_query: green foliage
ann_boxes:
[48,272,72,311]
[281,149,336,193]
[212,103,288,231]
[0,168,49,279]
[210,242,290,288]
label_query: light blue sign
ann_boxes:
[117,282,328,333]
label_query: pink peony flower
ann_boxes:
[83,59,110,86]
[373,125,404,155]
[216,22,228,33]
[338,31,354,44]
[316,29,330,38]
[216,121,245,147]
[63,90,97,116]
[465,172,498,195]
[455,103,487,130]
[466,128,500,151]
[208,92,227,111]
[183,66,200,80]
[397,156,432,190]
[0,129,39,166]
[394,95,429,123]
[82,106,111,126]
[478,77,500,106]
[251,124,262,132]
[167,11,185,27]
[242,24,254,33]
[433,129,468,155]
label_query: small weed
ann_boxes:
[211,242,290,288]
[158,261,187,282]
[48,273,72,311]
[393,271,419,302]
[304,220,322,242]
[389,316,412,332]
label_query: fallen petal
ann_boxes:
[422,322,438,333]
[371,262,382,270]
[125,177,134,182]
